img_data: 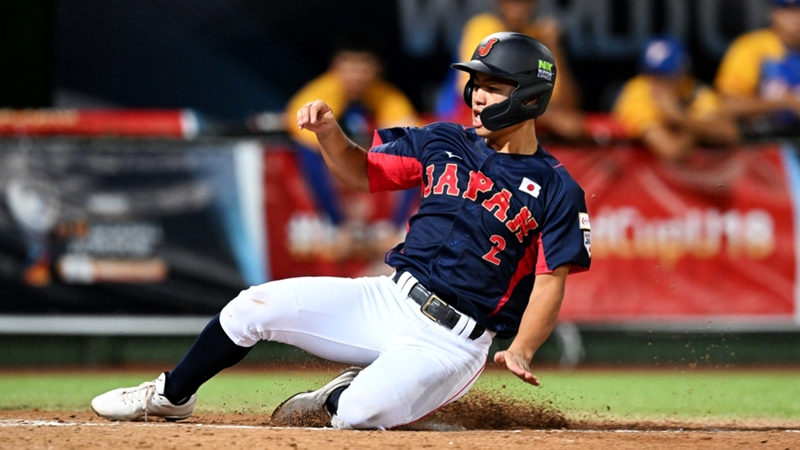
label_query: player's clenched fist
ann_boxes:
[297,100,336,134]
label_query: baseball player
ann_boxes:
[90,32,591,430]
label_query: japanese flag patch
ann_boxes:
[518,177,541,198]
[579,212,591,230]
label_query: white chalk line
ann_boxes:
[0,419,798,433]
[0,420,296,430]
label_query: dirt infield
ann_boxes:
[2,409,799,449]
[3,366,799,449]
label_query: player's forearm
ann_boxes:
[507,267,568,361]
[507,312,560,362]
[688,115,741,146]
[315,125,371,193]
[642,126,694,164]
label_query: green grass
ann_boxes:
[0,371,331,414]
[530,370,800,421]
[0,368,798,422]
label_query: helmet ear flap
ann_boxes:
[515,82,554,119]
[463,77,474,107]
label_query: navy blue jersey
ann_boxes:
[367,122,591,338]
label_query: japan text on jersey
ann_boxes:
[366,123,590,338]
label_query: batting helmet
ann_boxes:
[451,32,556,130]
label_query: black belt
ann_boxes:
[392,271,486,341]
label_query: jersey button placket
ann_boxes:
[481,153,496,178]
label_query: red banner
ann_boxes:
[263,143,797,323]
[0,110,195,137]
[551,145,795,322]
[264,148,410,280]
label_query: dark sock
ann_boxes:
[163,313,252,404]
[324,385,348,415]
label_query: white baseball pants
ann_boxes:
[219,274,492,429]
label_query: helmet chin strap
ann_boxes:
[480,99,518,131]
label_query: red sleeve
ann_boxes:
[366,129,424,192]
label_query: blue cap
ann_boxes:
[771,0,799,6]
[639,37,688,76]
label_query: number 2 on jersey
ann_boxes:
[482,235,506,265]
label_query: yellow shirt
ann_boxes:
[456,14,568,102]
[612,75,721,138]
[714,29,788,97]
[285,72,418,149]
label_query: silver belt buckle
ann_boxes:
[421,294,447,323]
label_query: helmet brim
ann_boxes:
[451,60,491,74]
[451,60,526,82]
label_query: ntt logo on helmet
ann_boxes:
[477,38,499,57]
[537,60,553,81]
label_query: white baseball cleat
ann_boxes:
[91,372,196,422]
[271,367,361,427]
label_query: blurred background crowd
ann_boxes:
[1,1,800,367]
[3,0,799,143]
[5,0,798,266]
[1,0,799,250]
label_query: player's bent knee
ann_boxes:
[336,389,399,430]
[219,283,297,346]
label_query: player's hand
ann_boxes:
[297,100,337,135]
[494,350,540,386]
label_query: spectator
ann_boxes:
[714,0,800,135]
[612,37,741,164]
[438,0,585,141]
[285,32,420,261]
